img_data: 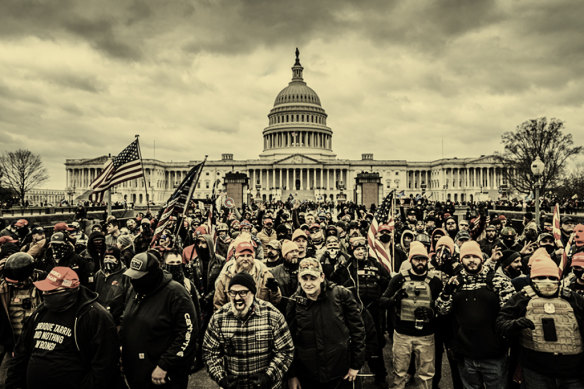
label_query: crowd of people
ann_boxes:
[0,197,583,389]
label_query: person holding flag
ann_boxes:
[367,191,396,275]
[331,236,390,388]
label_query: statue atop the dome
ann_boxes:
[295,48,300,65]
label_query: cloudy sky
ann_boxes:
[1,0,583,189]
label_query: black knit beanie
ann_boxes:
[229,272,257,295]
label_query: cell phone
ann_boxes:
[541,318,558,342]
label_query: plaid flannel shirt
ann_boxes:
[203,298,294,388]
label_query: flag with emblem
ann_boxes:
[367,191,395,274]
[151,160,205,246]
[89,139,143,203]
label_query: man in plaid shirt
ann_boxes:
[202,272,294,389]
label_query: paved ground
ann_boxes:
[188,333,454,388]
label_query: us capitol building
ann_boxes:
[65,50,510,208]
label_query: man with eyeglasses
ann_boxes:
[6,267,123,389]
[444,217,458,240]
[497,251,584,388]
[203,272,294,389]
[286,258,365,389]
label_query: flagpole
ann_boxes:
[107,189,112,218]
[391,189,396,273]
[173,155,207,243]
[135,134,150,214]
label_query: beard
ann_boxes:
[412,264,428,275]
[463,261,482,274]
[231,299,251,317]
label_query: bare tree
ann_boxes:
[496,117,582,195]
[0,149,49,206]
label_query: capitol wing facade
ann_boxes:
[65,51,511,207]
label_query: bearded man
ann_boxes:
[203,272,294,389]
[213,241,281,310]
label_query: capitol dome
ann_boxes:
[260,49,335,159]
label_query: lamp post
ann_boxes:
[531,156,545,229]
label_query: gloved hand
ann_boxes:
[414,306,434,321]
[251,373,272,389]
[512,317,535,331]
[218,375,237,389]
[442,279,459,296]
[389,288,408,304]
[266,277,279,293]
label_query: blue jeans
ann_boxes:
[523,367,584,389]
[457,356,507,389]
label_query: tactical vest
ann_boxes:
[9,287,39,338]
[399,270,433,322]
[520,285,583,355]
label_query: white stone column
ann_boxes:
[293,169,297,190]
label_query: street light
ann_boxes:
[531,156,545,229]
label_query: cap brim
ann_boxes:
[299,269,321,278]
[33,279,60,291]
[123,268,148,279]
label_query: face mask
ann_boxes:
[52,245,70,261]
[379,234,391,243]
[311,231,323,243]
[131,268,163,295]
[327,248,339,259]
[267,251,279,260]
[103,258,118,273]
[44,289,79,312]
[164,264,184,282]
[542,245,555,255]
[573,268,584,280]
[196,246,209,259]
[503,237,515,247]
[533,279,559,297]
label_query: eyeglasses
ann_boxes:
[228,290,250,298]
[446,222,456,225]
[533,276,558,281]
[460,224,469,227]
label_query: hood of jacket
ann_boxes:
[430,228,447,253]
[87,231,106,262]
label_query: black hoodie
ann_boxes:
[6,286,124,389]
[120,272,198,388]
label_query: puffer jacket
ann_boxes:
[285,280,366,383]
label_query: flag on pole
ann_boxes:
[553,203,570,271]
[208,179,220,244]
[150,161,205,246]
[367,191,395,274]
[89,139,143,203]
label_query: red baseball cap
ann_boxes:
[235,241,255,255]
[0,236,18,245]
[34,267,80,291]
[15,219,28,227]
[54,222,74,232]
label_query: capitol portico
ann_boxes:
[65,50,511,207]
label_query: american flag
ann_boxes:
[151,161,205,246]
[553,203,569,271]
[90,139,143,203]
[367,191,395,274]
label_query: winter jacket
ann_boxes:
[285,280,366,383]
[94,264,133,325]
[6,286,124,389]
[213,260,281,310]
[186,234,225,303]
[257,228,277,247]
[120,273,198,388]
